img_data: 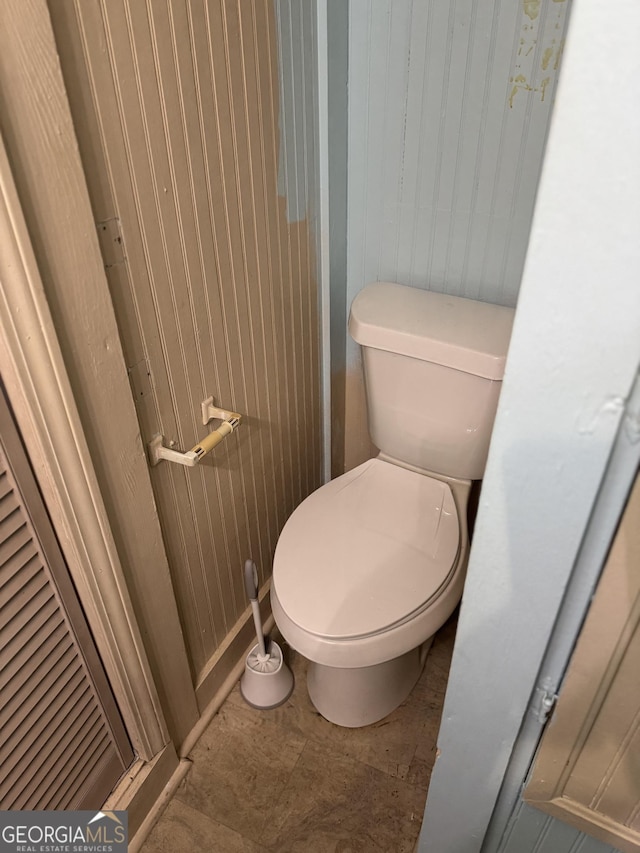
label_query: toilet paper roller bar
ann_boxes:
[148,397,242,468]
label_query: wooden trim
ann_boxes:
[128,760,192,853]
[104,746,185,843]
[531,797,640,853]
[0,126,166,759]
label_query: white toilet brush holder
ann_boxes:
[240,560,293,710]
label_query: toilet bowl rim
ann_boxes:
[272,458,467,639]
[272,539,462,640]
[271,535,469,669]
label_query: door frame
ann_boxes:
[483,371,640,850]
[522,468,640,853]
[0,0,180,760]
[0,127,167,762]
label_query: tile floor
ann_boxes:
[142,615,457,853]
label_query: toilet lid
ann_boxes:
[273,459,460,640]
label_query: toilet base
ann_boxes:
[306,639,433,728]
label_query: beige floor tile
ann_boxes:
[228,615,457,787]
[176,702,306,843]
[405,728,438,790]
[142,614,457,852]
[142,798,261,852]
[407,616,457,788]
[260,739,425,852]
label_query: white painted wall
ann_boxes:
[419,0,640,850]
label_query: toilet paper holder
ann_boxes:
[148,396,242,468]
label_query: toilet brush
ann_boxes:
[240,559,294,709]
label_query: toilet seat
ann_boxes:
[273,458,460,643]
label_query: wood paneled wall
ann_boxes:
[49,0,321,696]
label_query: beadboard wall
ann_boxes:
[342,0,572,471]
[496,794,619,853]
[49,0,322,705]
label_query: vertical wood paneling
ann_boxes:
[521,472,640,850]
[52,0,321,686]
[498,801,618,853]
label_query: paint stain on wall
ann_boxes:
[540,76,551,102]
[510,1,570,108]
[541,40,565,71]
[509,72,556,107]
[509,74,531,109]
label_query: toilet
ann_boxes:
[271,282,515,727]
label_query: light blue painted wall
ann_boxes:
[346,0,571,367]
[496,802,617,853]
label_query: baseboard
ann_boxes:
[110,582,275,847]
[181,607,275,757]
[104,743,180,840]
[193,578,273,711]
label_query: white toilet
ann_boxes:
[271,282,515,727]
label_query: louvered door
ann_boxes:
[0,385,134,809]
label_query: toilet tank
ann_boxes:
[349,282,515,480]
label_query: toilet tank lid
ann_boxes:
[349,282,515,380]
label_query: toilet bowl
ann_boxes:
[271,282,514,727]
[271,457,471,726]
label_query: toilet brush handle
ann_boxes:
[245,560,268,659]
[251,599,268,659]
[244,559,259,601]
